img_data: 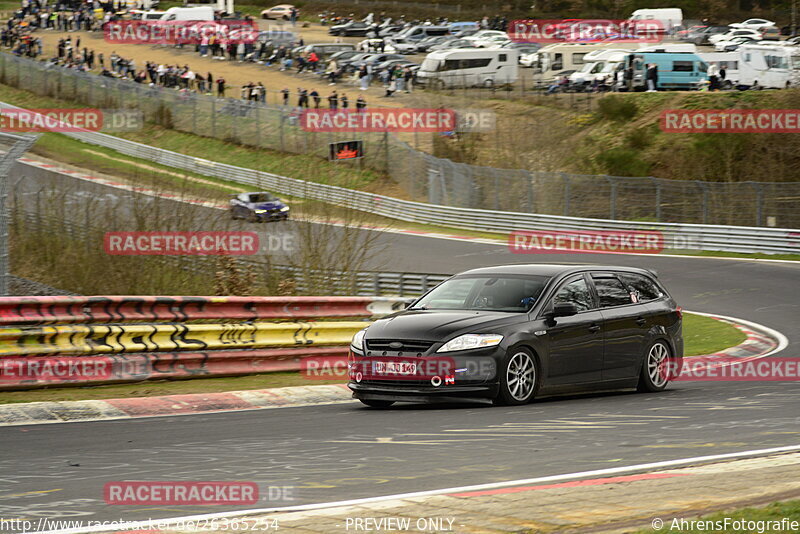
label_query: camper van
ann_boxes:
[736,42,800,88]
[569,49,631,86]
[185,0,233,15]
[159,6,215,21]
[628,8,684,34]
[417,49,519,88]
[698,51,740,86]
[622,51,707,90]
[532,42,638,80]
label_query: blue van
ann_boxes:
[623,51,708,90]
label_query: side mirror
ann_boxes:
[552,302,578,318]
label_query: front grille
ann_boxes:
[365,339,434,353]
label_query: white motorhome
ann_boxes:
[628,8,684,33]
[417,49,519,88]
[185,0,234,15]
[698,51,740,86]
[531,42,638,80]
[569,49,631,85]
[737,42,800,88]
[159,6,215,21]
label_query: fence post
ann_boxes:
[695,181,709,224]
[749,182,764,226]
[255,105,261,147]
[562,173,571,216]
[605,175,616,219]
[211,97,216,138]
[526,173,534,213]
[650,177,662,222]
[494,172,500,210]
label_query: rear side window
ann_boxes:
[673,61,694,71]
[619,273,664,302]
[553,277,594,312]
[592,276,633,308]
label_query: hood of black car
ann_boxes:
[365,309,523,342]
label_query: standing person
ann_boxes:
[98,52,104,69]
[358,65,369,90]
[707,62,719,91]
[719,64,727,87]
[298,87,308,107]
[328,90,338,109]
[310,89,320,108]
[645,63,658,92]
[394,66,405,92]
[355,94,366,111]
[340,93,349,108]
[290,6,297,26]
[216,76,225,97]
[207,72,213,90]
[196,72,206,94]
[403,66,413,93]
[281,87,290,106]
[258,82,266,103]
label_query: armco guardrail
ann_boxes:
[3,101,799,254]
[0,295,409,390]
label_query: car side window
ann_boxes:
[553,277,593,312]
[619,273,663,302]
[592,276,633,308]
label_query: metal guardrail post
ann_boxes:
[696,181,710,225]
[562,173,571,217]
[749,182,764,227]
[605,175,616,220]
[650,177,662,222]
[0,133,40,295]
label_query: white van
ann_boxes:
[737,42,800,88]
[569,49,631,85]
[418,49,519,88]
[159,6,215,21]
[628,8,684,33]
[698,51,740,86]
[532,42,636,80]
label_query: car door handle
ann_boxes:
[636,317,647,326]
[588,324,601,333]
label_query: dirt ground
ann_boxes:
[34,21,428,109]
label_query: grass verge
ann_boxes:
[0,313,746,404]
[631,499,800,533]
[0,372,345,404]
[683,313,747,358]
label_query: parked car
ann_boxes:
[414,35,454,53]
[729,18,776,31]
[481,35,513,48]
[429,38,478,51]
[677,24,707,40]
[714,35,758,51]
[374,58,418,74]
[327,50,363,64]
[230,192,289,222]
[328,21,377,37]
[687,25,730,45]
[709,28,762,44]
[349,53,406,70]
[348,264,683,407]
[760,26,781,40]
[260,4,295,20]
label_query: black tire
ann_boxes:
[637,340,671,392]
[434,79,446,91]
[247,212,259,223]
[494,347,539,406]
[359,399,395,408]
[483,79,494,89]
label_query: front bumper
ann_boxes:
[255,211,289,221]
[347,346,501,402]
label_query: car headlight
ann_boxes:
[437,334,503,353]
[279,206,290,212]
[351,328,367,353]
[255,209,267,214]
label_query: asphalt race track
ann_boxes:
[1,162,799,530]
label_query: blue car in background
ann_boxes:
[230,192,290,222]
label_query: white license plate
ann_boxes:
[373,361,417,375]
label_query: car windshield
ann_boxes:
[249,193,277,202]
[411,275,550,312]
